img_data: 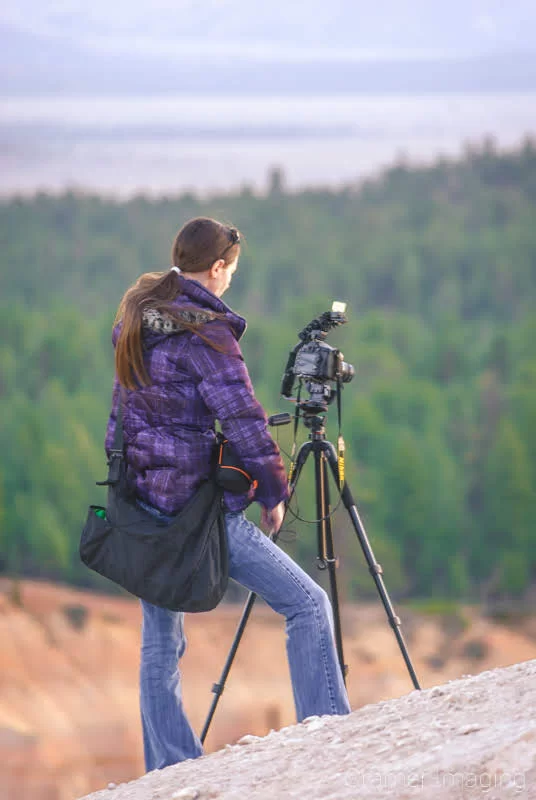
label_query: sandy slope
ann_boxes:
[80,659,535,800]
[2,580,536,799]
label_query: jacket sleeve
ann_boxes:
[188,322,289,510]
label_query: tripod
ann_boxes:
[200,399,421,744]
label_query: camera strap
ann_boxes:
[336,379,345,490]
[287,381,302,486]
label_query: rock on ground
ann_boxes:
[78,659,536,800]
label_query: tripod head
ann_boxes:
[269,385,335,440]
[269,407,327,436]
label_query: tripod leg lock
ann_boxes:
[211,682,225,697]
[316,556,339,570]
[369,562,383,576]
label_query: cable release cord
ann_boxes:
[274,424,345,528]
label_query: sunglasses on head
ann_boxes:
[218,227,241,260]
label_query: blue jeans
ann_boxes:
[138,506,350,772]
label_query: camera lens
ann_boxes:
[339,361,355,383]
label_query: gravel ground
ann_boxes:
[79,659,536,800]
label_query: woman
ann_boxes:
[105,217,350,772]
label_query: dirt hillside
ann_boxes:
[79,659,536,800]
[1,579,535,799]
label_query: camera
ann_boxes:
[281,302,355,400]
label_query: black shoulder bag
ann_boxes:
[79,398,228,612]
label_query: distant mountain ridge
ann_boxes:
[2,37,536,95]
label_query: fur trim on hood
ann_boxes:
[142,307,217,334]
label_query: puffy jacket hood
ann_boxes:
[113,274,247,348]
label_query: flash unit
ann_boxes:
[332,301,347,314]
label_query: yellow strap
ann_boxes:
[337,435,345,489]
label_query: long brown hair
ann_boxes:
[115,217,241,389]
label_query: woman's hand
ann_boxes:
[260,501,286,535]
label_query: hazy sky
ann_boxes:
[2,1,535,195]
[2,0,535,63]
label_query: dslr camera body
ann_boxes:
[281,302,355,406]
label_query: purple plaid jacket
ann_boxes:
[105,275,289,515]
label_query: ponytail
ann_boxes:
[114,271,177,389]
[114,270,228,389]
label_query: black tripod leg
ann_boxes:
[201,441,313,743]
[324,444,421,691]
[314,445,347,682]
[200,590,257,743]
[286,440,313,511]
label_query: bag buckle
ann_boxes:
[96,450,124,486]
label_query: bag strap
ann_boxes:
[112,387,124,452]
[96,386,125,486]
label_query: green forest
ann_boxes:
[1,139,535,604]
